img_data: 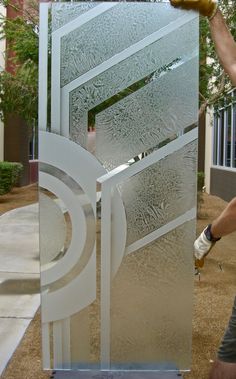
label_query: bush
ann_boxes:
[197,171,208,219]
[197,171,205,192]
[0,161,23,195]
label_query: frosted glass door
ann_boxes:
[38,2,199,372]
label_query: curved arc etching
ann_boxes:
[39,131,128,323]
[39,191,67,266]
[41,253,97,323]
[40,170,92,287]
[39,131,103,323]
[39,131,105,204]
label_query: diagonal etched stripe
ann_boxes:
[60,13,197,136]
[97,128,198,187]
[51,3,117,133]
[62,12,197,93]
[52,3,117,38]
[126,208,196,255]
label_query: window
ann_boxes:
[213,89,236,169]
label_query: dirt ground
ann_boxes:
[0,184,38,215]
[1,185,236,379]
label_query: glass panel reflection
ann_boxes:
[40,1,198,372]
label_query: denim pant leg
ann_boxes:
[218,296,236,363]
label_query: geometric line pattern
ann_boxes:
[97,127,198,368]
[59,12,197,139]
[39,2,199,371]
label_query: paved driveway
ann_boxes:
[0,204,40,375]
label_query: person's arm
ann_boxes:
[209,10,236,86]
[170,0,236,85]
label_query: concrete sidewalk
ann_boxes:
[0,204,40,375]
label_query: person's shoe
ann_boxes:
[194,224,221,260]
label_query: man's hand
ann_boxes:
[194,227,214,261]
[170,0,218,19]
[194,224,220,262]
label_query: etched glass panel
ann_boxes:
[40,1,198,373]
[52,3,99,32]
[61,3,188,86]
[96,58,198,170]
[69,18,198,148]
[110,220,195,370]
[120,141,197,246]
[39,192,67,266]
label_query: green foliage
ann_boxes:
[0,14,38,64]
[0,161,23,195]
[0,60,38,124]
[0,0,235,127]
[197,171,205,192]
[199,1,236,114]
[197,171,207,219]
[0,0,39,126]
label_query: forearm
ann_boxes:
[209,10,236,86]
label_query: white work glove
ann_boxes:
[170,0,218,20]
[194,224,221,262]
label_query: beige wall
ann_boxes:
[204,108,213,194]
[0,5,5,161]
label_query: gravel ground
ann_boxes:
[1,186,236,379]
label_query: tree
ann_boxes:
[0,0,235,127]
[199,1,236,116]
[0,0,39,127]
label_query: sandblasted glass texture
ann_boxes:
[120,141,197,246]
[52,3,99,32]
[40,1,199,372]
[95,58,198,170]
[69,18,198,148]
[61,3,187,86]
[110,220,195,370]
[39,192,66,266]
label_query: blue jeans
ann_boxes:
[218,296,236,362]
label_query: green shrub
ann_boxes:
[0,161,23,195]
[197,171,205,192]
